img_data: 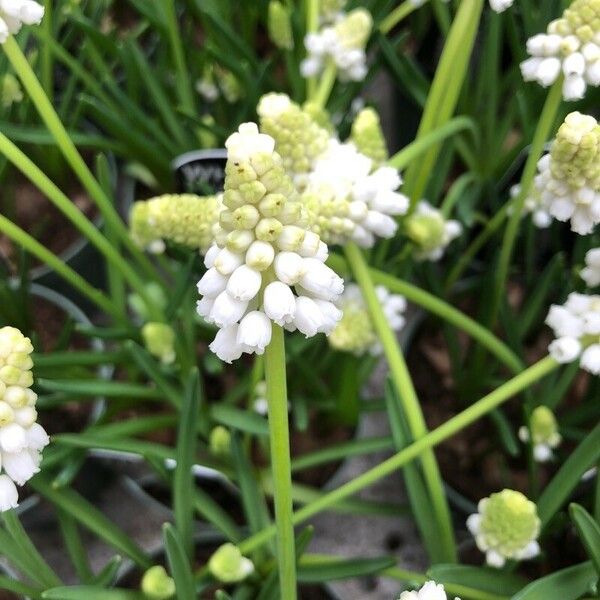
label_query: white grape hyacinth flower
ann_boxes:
[520,0,600,101]
[0,326,49,511]
[581,248,600,287]
[0,0,44,43]
[399,580,460,600]
[197,123,343,363]
[509,184,553,229]
[301,8,372,82]
[303,139,409,247]
[329,283,406,355]
[405,201,462,261]
[546,293,600,374]
[467,489,541,568]
[527,112,600,235]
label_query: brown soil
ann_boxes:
[0,178,97,272]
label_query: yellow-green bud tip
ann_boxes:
[141,566,175,600]
[208,543,254,583]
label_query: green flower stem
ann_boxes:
[164,0,196,114]
[264,324,297,599]
[492,79,563,326]
[403,0,484,204]
[312,61,337,108]
[0,131,161,321]
[327,253,523,374]
[41,0,53,98]
[305,0,320,100]
[387,116,477,171]
[0,215,122,321]
[379,0,418,34]
[221,356,558,559]
[2,37,157,282]
[344,242,457,562]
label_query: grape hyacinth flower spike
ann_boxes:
[197,123,344,363]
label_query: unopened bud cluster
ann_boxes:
[208,543,254,583]
[405,201,462,261]
[196,123,343,363]
[301,8,373,82]
[518,406,562,462]
[0,0,44,43]
[527,112,600,235]
[521,0,600,100]
[582,248,600,287]
[130,194,222,254]
[268,1,293,50]
[258,93,408,248]
[0,327,49,511]
[141,566,175,600]
[546,292,600,375]
[467,489,541,568]
[141,322,176,365]
[351,107,388,166]
[329,284,406,355]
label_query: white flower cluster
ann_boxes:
[520,0,600,101]
[0,327,49,511]
[304,139,409,247]
[582,248,600,287]
[518,406,562,463]
[405,201,462,261]
[258,93,409,249]
[0,0,44,43]
[329,283,406,355]
[467,489,541,568]
[399,581,459,600]
[196,123,343,363]
[301,8,372,82]
[527,112,600,235]
[547,293,600,374]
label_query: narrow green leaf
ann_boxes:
[570,504,600,576]
[210,405,269,436]
[512,562,596,600]
[297,555,396,582]
[428,564,527,595]
[42,587,145,600]
[30,478,151,569]
[163,524,196,600]
[89,556,123,587]
[0,574,42,599]
[37,378,163,399]
[174,369,201,558]
[538,424,600,526]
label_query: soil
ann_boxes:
[0,178,97,272]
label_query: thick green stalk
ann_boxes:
[305,0,320,99]
[379,0,418,34]
[0,132,161,320]
[312,61,337,107]
[163,0,196,114]
[344,242,456,562]
[403,0,484,203]
[265,325,297,599]
[492,80,563,326]
[0,215,121,320]
[225,356,558,558]
[2,37,157,281]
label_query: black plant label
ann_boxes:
[172,149,227,195]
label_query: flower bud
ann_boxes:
[208,543,254,583]
[141,565,175,600]
[141,323,176,365]
[209,426,231,458]
[268,1,293,50]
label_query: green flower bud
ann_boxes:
[469,489,541,566]
[258,93,330,183]
[530,406,560,445]
[268,1,294,50]
[405,212,446,251]
[329,302,376,355]
[334,8,373,52]
[209,425,231,457]
[562,0,600,45]
[128,283,168,321]
[141,323,176,365]
[141,565,175,600]
[550,112,600,190]
[320,0,347,21]
[351,107,388,165]
[255,217,283,242]
[232,205,261,230]
[129,194,222,254]
[208,543,254,583]
[1,73,23,108]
